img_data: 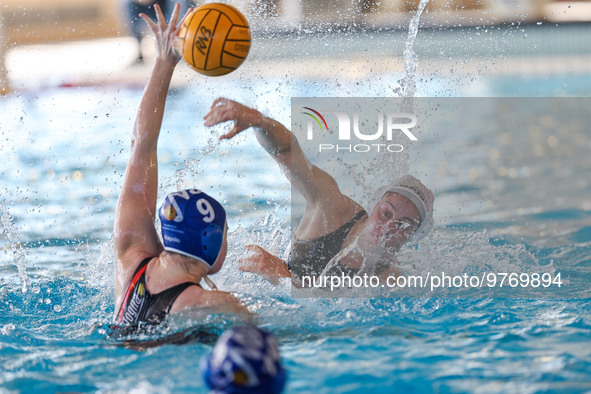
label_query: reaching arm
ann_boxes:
[114,4,190,281]
[203,98,342,204]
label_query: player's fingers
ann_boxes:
[219,126,241,140]
[237,258,257,272]
[211,97,231,110]
[169,3,181,29]
[140,13,158,33]
[154,4,166,29]
[179,6,193,27]
[204,108,229,126]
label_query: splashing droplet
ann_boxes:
[1,201,29,293]
[400,0,430,99]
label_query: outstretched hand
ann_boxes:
[203,98,264,140]
[140,3,192,63]
[238,245,290,285]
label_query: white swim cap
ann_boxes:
[370,175,434,241]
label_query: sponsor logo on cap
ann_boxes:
[163,205,177,221]
[403,184,426,202]
[164,235,181,243]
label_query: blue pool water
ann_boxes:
[2,28,591,394]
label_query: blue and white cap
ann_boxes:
[201,325,287,394]
[159,189,227,272]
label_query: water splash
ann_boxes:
[399,0,430,101]
[160,138,219,192]
[1,200,29,293]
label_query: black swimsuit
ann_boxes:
[287,210,367,279]
[116,257,201,325]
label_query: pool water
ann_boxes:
[2,25,591,394]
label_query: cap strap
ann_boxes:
[203,275,219,291]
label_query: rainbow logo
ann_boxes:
[302,107,328,132]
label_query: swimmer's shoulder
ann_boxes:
[117,245,163,280]
[297,194,365,239]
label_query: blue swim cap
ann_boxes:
[159,189,227,271]
[201,326,286,394]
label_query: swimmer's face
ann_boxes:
[208,224,228,275]
[366,192,421,250]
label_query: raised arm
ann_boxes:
[203,99,363,285]
[113,4,189,285]
[203,98,343,205]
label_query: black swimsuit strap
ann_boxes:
[290,209,368,248]
[341,210,367,234]
[116,257,154,323]
[147,282,200,316]
[133,257,202,315]
[315,209,367,243]
[287,210,367,275]
[132,256,154,276]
